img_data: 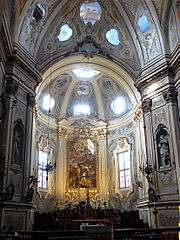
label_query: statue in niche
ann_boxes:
[156,124,171,168]
[11,119,24,166]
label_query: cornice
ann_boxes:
[10,43,41,84]
[136,45,180,91]
[0,14,13,63]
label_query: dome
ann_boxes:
[37,62,134,122]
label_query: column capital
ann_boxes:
[141,98,152,114]
[163,87,178,103]
[58,127,68,139]
[6,79,19,97]
[27,93,36,108]
[134,107,143,122]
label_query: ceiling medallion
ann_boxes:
[80,1,102,25]
[75,83,91,97]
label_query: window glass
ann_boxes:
[118,151,131,188]
[106,28,120,46]
[74,104,91,116]
[38,151,48,188]
[57,24,73,42]
[73,68,100,79]
[42,94,55,112]
[111,96,126,115]
[33,4,45,22]
[137,15,151,33]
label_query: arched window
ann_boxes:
[37,136,50,189]
[38,150,48,189]
[113,138,132,193]
[117,150,131,188]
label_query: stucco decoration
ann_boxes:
[121,0,162,64]
[38,72,133,121]
[39,74,72,119]
[168,9,179,52]
[18,1,48,55]
[17,0,165,70]
[67,82,97,117]
[98,77,132,120]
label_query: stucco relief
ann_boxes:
[152,107,167,129]
[3,211,27,231]
[121,0,162,63]
[158,210,179,227]
[19,2,48,55]
[34,0,140,72]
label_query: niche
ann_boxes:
[156,124,171,168]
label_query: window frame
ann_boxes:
[113,138,133,194]
[38,150,49,189]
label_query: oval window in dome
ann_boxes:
[57,24,73,42]
[137,15,151,33]
[111,96,126,115]
[106,28,120,46]
[42,94,55,111]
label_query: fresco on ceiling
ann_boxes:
[80,1,102,25]
[68,129,97,189]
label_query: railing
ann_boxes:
[114,228,179,240]
[0,227,179,240]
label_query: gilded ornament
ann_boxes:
[58,128,68,138]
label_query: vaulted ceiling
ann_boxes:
[14,0,177,78]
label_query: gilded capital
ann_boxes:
[97,129,106,140]
[134,107,143,122]
[58,127,68,138]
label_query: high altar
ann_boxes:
[55,119,109,207]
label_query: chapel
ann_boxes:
[0,0,180,239]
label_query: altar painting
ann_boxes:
[68,130,97,189]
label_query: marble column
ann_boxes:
[163,87,180,195]
[141,98,157,228]
[97,128,108,202]
[22,93,36,197]
[56,127,68,207]
[2,79,19,189]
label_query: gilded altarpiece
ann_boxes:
[67,128,99,201]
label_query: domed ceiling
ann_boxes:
[17,0,166,77]
[37,66,133,121]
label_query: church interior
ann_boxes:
[0,0,180,239]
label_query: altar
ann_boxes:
[72,219,113,240]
